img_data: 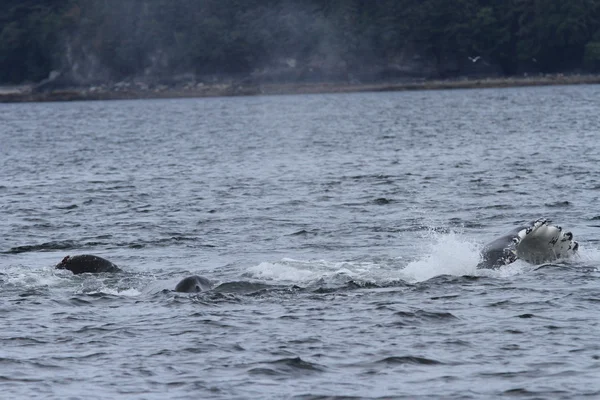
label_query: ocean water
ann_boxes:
[1,85,600,399]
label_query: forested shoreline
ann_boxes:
[2,0,600,89]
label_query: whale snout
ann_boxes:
[175,275,213,293]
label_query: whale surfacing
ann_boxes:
[175,275,213,293]
[56,254,122,274]
[478,218,578,269]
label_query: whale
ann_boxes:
[174,275,213,293]
[55,255,214,292]
[56,254,122,274]
[477,218,579,269]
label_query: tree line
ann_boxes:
[1,0,600,85]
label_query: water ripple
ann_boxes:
[1,86,600,398]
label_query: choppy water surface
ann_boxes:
[1,85,600,399]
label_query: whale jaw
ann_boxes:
[478,218,578,269]
[515,219,578,264]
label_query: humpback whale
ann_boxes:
[477,218,579,269]
[56,254,122,274]
[55,255,213,292]
[174,275,213,293]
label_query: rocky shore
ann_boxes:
[1,74,600,103]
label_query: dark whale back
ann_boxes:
[477,225,525,269]
[175,275,213,293]
[56,255,122,274]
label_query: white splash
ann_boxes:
[83,287,142,297]
[400,231,482,282]
[572,243,600,266]
[244,229,579,286]
[4,265,70,288]
[245,259,367,284]
[244,231,483,285]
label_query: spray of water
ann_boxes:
[245,230,597,286]
[400,231,482,282]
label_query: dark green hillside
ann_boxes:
[1,0,600,85]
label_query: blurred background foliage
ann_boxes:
[1,0,600,84]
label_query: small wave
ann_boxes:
[247,367,281,376]
[533,263,573,272]
[119,237,217,249]
[4,241,79,254]
[245,260,323,283]
[3,337,47,346]
[82,287,142,297]
[315,279,391,292]
[213,281,279,295]
[393,310,459,323]
[51,352,109,361]
[516,313,535,319]
[373,197,394,205]
[73,325,114,334]
[247,357,326,377]
[414,274,480,287]
[171,291,243,305]
[0,376,44,383]
[3,266,70,289]
[544,201,572,208]
[287,229,320,237]
[244,258,410,289]
[376,356,443,365]
[67,297,92,306]
[56,204,78,210]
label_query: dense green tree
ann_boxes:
[1,0,600,84]
[0,0,74,82]
[516,0,600,72]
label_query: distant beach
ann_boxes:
[2,74,600,103]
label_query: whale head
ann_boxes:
[478,218,579,269]
[175,275,213,293]
[515,219,579,264]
